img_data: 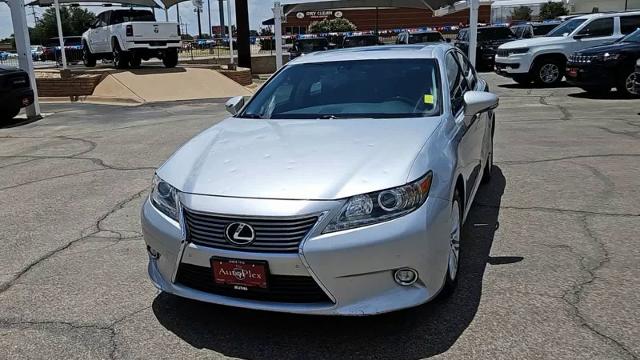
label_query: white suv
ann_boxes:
[495,11,640,85]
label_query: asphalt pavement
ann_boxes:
[0,73,639,359]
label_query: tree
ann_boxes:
[511,6,532,21]
[539,2,568,20]
[309,18,356,33]
[30,7,96,44]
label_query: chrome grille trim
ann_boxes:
[183,208,319,253]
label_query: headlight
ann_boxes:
[323,172,433,233]
[602,52,620,61]
[509,48,529,55]
[150,175,179,221]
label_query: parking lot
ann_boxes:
[0,73,639,359]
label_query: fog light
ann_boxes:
[394,268,418,286]
[147,245,160,259]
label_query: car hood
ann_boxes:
[499,36,566,49]
[576,41,640,55]
[157,116,443,200]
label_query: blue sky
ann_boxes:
[0,0,273,39]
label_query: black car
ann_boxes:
[289,37,331,59]
[510,22,561,39]
[455,26,516,70]
[341,35,382,48]
[0,65,34,121]
[566,29,640,97]
[396,30,445,44]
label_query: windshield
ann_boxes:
[478,27,515,41]
[533,24,559,36]
[547,18,586,37]
[620,28,640,42]
[410,32,444,43]
[240,59,441,119]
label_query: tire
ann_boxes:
[129,54,141,68]
[1,106,21,122]
[162,49,178,68]
[482,131,493,184]
[533,58,564,86]
[512,74,532,86]
[112,40,129,69]
[440,190,463,297]
[616,70,639,98]
[82,43,96,67]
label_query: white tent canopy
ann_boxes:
[273,0,480,69]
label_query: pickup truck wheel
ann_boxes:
[162,49,178,68]
[82,44,96,67]
[112,41,129,69]
[129,55,141,68]
[616,70,639,98]
[533,59,564,86]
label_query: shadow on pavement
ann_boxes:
[567,91,635,100]
[153,168,509,359]
[498,82,572,90]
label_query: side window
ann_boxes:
[577,18,614,37]
[456,51,477,89]
[446,52,468,114]
[621,15,640,34]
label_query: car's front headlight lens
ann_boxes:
[150,175,179,221]
[323,172,432,233]
[602,52,620,61]
[509,48,529,55]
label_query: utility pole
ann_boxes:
[197,7,202,37]
[235,0,251,68]
[227,0,234,65]
[207,0,212,36]
[30,5,37,24]
[218,0,225,35]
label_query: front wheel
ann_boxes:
[162,49,178,68]
[82,44,96,67]
[533,59,564,86]
[440,190,463,297]
[616,70,639,98]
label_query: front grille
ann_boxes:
[183,208,318,253]
[176,263,333,303]
[569,54,596,64]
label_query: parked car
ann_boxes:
[396,30,445,44]
[31,45,44,61]
[0,65,34,121]
[566,28,640,97]
[0,52,8,62]
[510,21,561,39]
[495,11,640,86]
[288,37,331,59]
[341,34,382,48]
[41,37,83,64]
[141,44,499,315]
[455,26,516,70]
[82,9,181,68]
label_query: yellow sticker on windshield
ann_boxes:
[424,94,434,104]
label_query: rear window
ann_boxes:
[410,32,444,43]
[477,27,515,41]
[111,10,156,24]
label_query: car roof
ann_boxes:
[575,10,640,20]
[289,44,447,65]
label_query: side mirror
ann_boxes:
[463,91,499,123]
[225,96,245,116]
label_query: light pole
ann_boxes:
[53,0,67,69]
[227,0,234,65]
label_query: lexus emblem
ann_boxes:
[225,222,256,245]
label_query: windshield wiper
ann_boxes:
[318,114,340,119]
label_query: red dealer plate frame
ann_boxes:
[211,257,268,289]
[567,67,578,78]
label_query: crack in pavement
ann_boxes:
[0,187,150,295]
[559,216,638,359]
[496,153,640,166]
[539,93,573,121]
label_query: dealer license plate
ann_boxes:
[211,257,268,290]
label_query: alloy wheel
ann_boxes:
[448,200,461,281]
[540,63,559,84]
[626,73,638,95]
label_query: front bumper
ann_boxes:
[565,62,615,88]
[0,87,34,110]
[494,53,532,75]
[141,193,452,315]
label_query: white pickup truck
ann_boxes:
[82,9,181,69]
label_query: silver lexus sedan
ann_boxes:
[142,44,499,315]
